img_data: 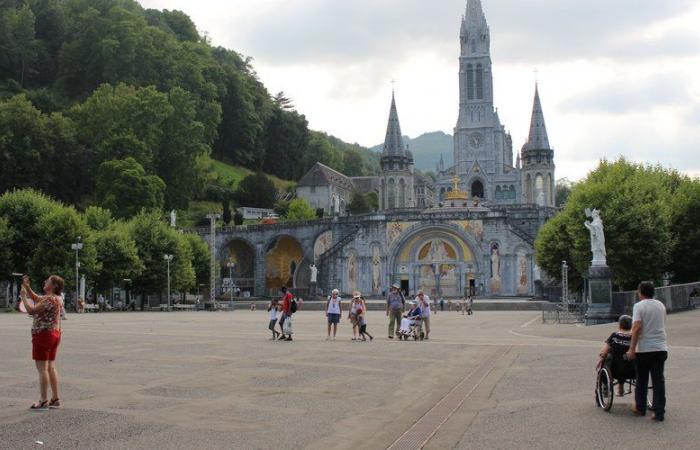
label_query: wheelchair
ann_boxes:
[399,317,424,341]
[595,354,652,412]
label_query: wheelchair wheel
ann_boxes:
[596,367,614,411]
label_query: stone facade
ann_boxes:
[203,1,558,299]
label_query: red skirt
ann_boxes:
[32,330,61,361]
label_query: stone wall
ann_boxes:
[612,281,700,314]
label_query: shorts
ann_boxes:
[327,313,340,324]
[32,330,61,361]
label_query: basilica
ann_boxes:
[217,0,557,299]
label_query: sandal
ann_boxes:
[30,400,49,410]
[49,398,61,409]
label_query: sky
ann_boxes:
[138,0,700,181]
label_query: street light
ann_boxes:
[226,261,235,308]
[164,254,174,311]
[71,237,83,312]
[123,278,132,310]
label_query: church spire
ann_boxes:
[383,91,404,156]
[524,84,550,150]
[464,0,487,29]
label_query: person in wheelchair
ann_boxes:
[598,315,635,395]
[398,301,422,338]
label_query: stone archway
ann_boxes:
[265,235,303,294]
[224,239,256,294]
[387,224,482,298]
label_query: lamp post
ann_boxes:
[206,213,221,308]
[71,237,83,312]
[123,278,132,310]
[226,261,235,309]
[562,261,569,308]
[164,254,173,311]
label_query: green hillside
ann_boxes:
[371,131,453,171]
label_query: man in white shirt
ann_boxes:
[627,281,668,421]
[416,290,431,340]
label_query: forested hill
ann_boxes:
[0,0,377,211]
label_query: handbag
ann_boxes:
[283,316,293,335]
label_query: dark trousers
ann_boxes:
[635,351,667,417]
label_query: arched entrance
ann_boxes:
[224,239,255,295]
[265,236,303,295]
[389,225,480,298]
[471,180,484,199]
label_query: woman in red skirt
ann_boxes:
[20,274,64,410]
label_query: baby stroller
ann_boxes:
[399,316,424,341]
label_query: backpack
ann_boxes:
[290,297,298,314]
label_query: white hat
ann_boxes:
[332,289,340,295]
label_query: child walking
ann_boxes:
[267,299,280,340]
[357,300,373,342]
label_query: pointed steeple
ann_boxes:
[524,84,550,150]
[464,0,487,29]
[439,154,445,171]
[383,92,404,156]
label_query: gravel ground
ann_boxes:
[0,309,697,449]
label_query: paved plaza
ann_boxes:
[1,309,698,449]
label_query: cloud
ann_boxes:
[559,74,692,114]
[201,0,700,67]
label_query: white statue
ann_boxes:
[490,245,501,281]
[310,264,318,284]
[585,208,607,266]
[332,195,340,215]
[170,209,177,228]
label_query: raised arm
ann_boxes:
[22,276,42,302]
[20,286,47,316]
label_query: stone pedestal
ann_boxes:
[585,265,617,325]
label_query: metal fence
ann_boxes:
[542,303,587,324]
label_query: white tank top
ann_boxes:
[327,296,341,314]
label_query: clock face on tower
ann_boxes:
[470,133,483,148]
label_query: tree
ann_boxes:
[233,210,244,226]
[556,178,573,207]
[366,191,379,212]
[3,4,39,86]
[91,224,143,293]
[536,159,673,291]
[96,157,166,219]
[0,218,14,281]
[343,149,365,176]
[273,200,290,218]
[233,172,277,208]
[84,206,113,231]
[348,192,370,215]
[668,180,700,283]
[286,198,316,222]
[184,233,210,287]
[263,106,310,180]
[0,189,61,274]
[126,211,195,295]
[303,132,343,174]
[28,206,98,290]
[222,196,232,224]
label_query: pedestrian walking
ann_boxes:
[386,284,405,339]
[20,275,64,410]
[277,287,294,341]
[440,298,445,312]
[627,281,668,421]
[267,299,280,340]
[416,290,432,340]
[349,292,364,341]
[467,295,474,315]
[357,297,373,342]
[326,289,342,340]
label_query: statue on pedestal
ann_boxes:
[585,208,607,266]
[309,263,318,296]
[170,210,177,228]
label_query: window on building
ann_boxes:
[476,64,484,99]
[472,180,484,198]
[467,64,474,100]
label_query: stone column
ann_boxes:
[254,244,266,297]
[585,265,616,325]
